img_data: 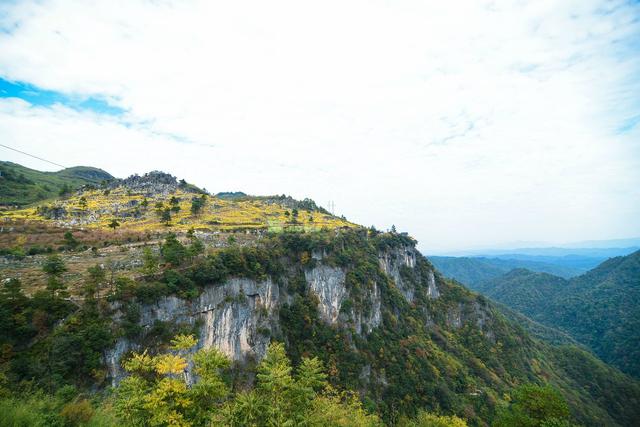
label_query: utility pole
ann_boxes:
[327,201,335,215]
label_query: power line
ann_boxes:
[0,143,67,169]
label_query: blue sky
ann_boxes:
[0,0,638,251]
[0,77,125,115]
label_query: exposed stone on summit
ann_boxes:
[115,171,180,195]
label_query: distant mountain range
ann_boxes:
[429,244,640,286]
[434,250,640,378]
[429,256,585,285]
[455,245,640,258]
[438,237,640,254]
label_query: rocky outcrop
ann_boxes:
[199,278,278,361]
[36,205,67,220]
[445,300,493,339]
[378,247,416,301]
[352,281,382,334]
[378,246,440,302]
[427,270,440,298]
[115,171,180,195]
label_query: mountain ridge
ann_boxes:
[463,251,640,378]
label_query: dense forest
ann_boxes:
[467,252,640,378]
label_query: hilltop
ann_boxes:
[0,165,354,294]
[0,161,114,206]
[2,169,352,234]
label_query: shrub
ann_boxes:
[60,399,94,426]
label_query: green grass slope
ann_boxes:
[0,161,114,206]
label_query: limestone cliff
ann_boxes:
[105,244,442,384]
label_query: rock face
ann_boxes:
[378,246,440,302]
[105,244,440,385]
[427,270,440,298]
[36,205,67,220]
[105,277,279,385]
[305,265,346,324]
[199,278,278,361]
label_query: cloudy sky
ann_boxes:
[0,0,639,252]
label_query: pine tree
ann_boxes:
[141,247,159,275]
[256,342,294,426]
[108,219,120,232]
[161,208,172,226]
[43,254,68,298]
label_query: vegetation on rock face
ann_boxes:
[469,251,640,378]
[0,228,639,425]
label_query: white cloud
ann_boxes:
[0,0,638,251]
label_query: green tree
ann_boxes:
[59,183,71,197]
[85,264,106,299]
[114,335,229,426]
[169,196,181,213]
[142,247,159,275]
[187,236,205,260]
[401,411,468,427]
[219,342,381,427]
[43,254,68,298]
[161,234,187,266]
[108,219,120,232]
[63,231,78,249]
[190,195,206,216]
[256,342,294,426]
[0,277,25,302]
[494,384,571,427]
[296,356,327,400]
[161,208,172,226]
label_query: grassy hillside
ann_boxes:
[1,166,352,236]
[473,252,640,378]
[0,161,114,206]
[0,167,356,295]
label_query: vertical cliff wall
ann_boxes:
[105,244,445,384]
